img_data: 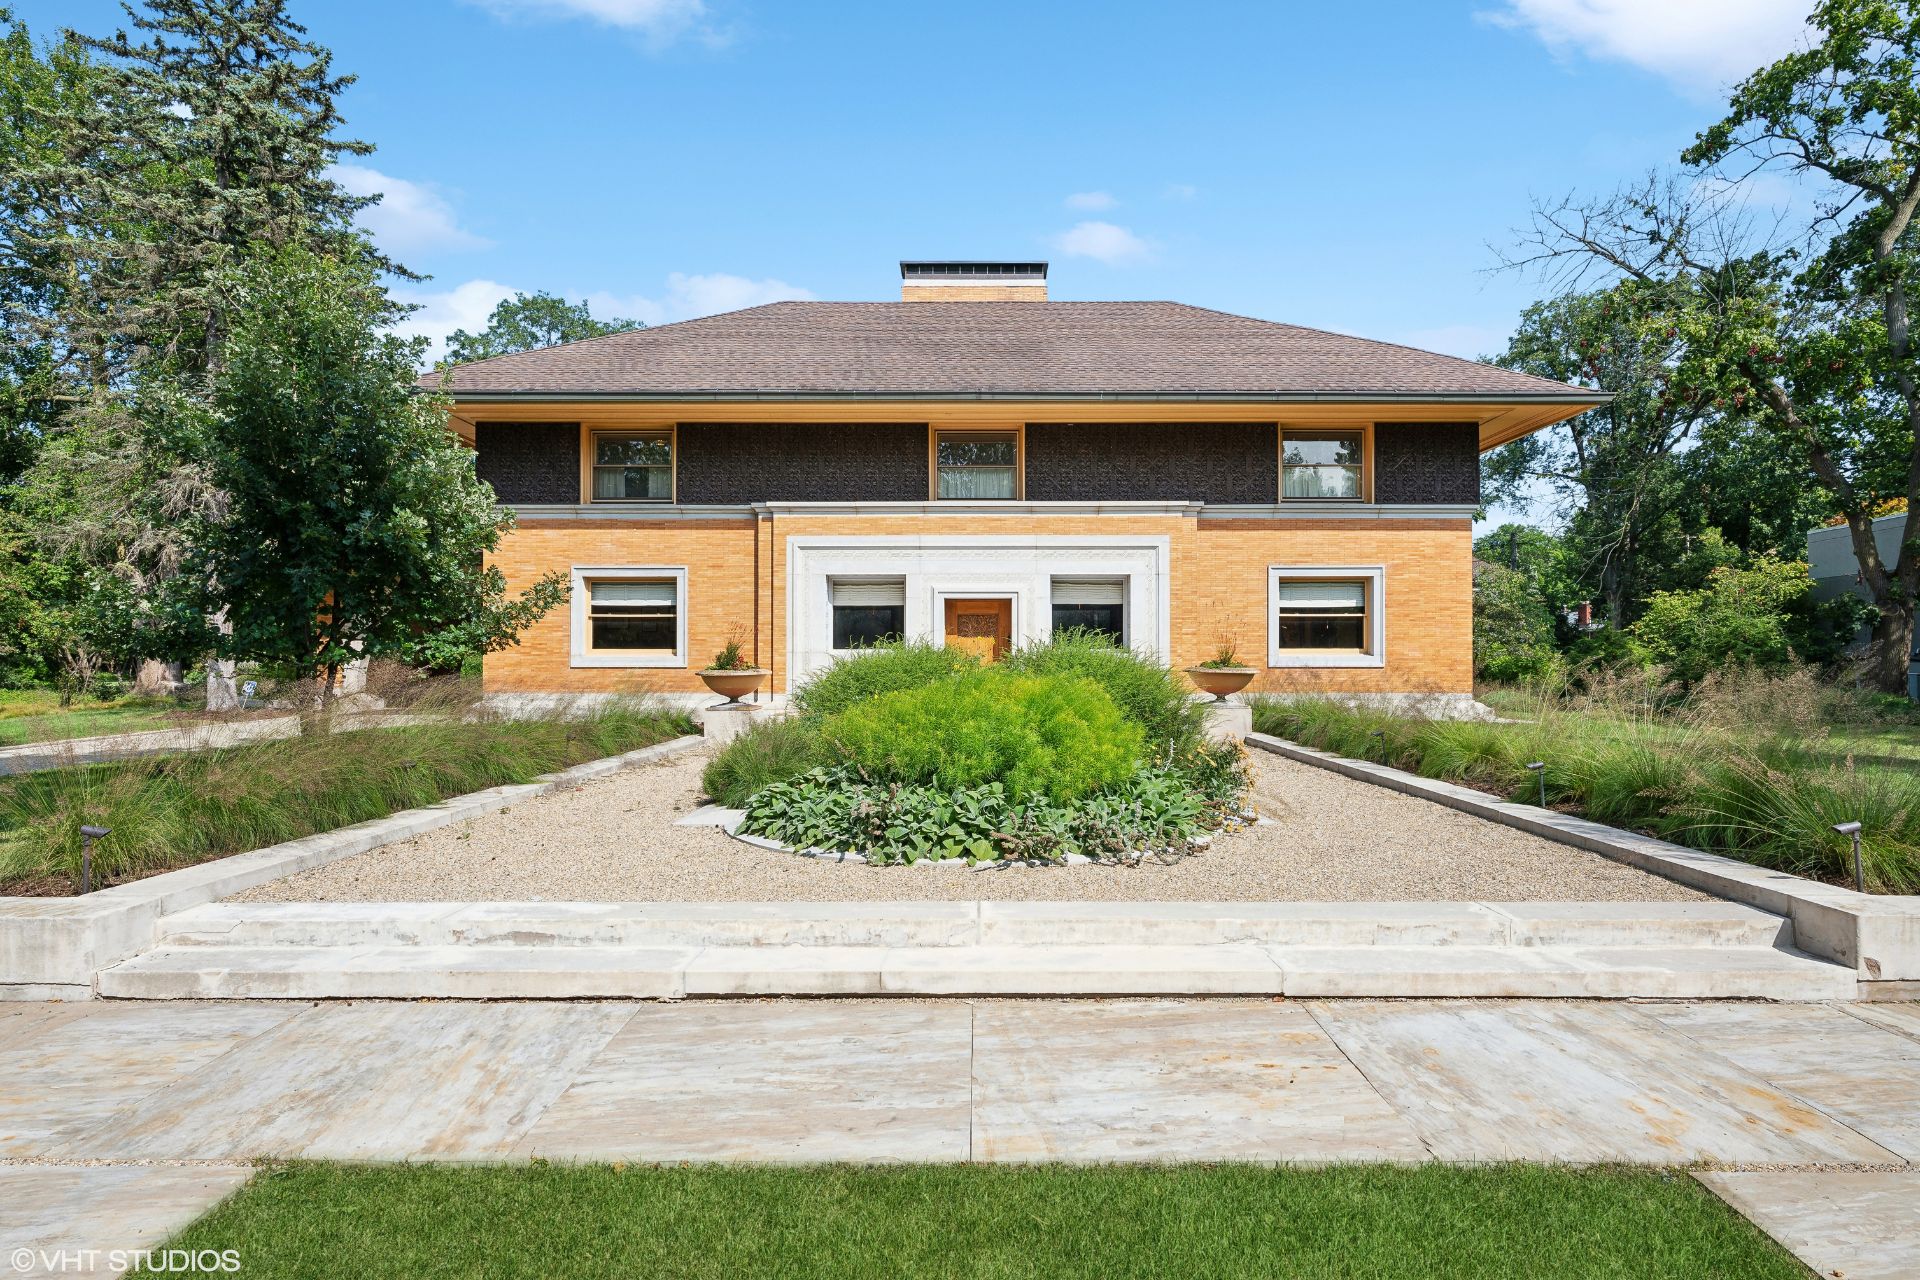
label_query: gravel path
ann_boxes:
[234,746,1707,903]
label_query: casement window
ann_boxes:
[830,578,906,649]
[1269,566,1385,668]
[1050,578,1126,643]
[934,430,1020,500]
[569,566,687,667]
[1280,429,1365,501]
[590,431,673,502]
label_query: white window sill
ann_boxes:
[1268,651,1385,669]
[569,651,686,669]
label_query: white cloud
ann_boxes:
[586,272,815,326]
[328,163,489,256]
[1162,183,1198,201]
[467,0,708,41]
[1051,220,1151,265]
[1480,0,1810,90]
[1064,191,1117,211]
[392,278,516,366]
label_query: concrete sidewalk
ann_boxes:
[1,997,1916,1275]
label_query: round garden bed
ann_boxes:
[699,634,1255,869]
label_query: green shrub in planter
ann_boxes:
[823,669,1143,800]
[790,641,979,719]
[1002,629,1204,754]
[701,716,830,808]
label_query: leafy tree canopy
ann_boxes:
[192,246,564,713]
[442,292,641,367]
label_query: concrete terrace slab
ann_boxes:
[76,1001,634,1161]
[514,1001,972,1163]
[969,1000,1429,1163]
[1698,1170,1920,1280]
[1306,1000,1902,1164]
[0,1001,299,1158]
[1847,1001,1920,1042]
[0,1164,254,1279]
[1645,1002,1920,1161]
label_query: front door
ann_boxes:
[944,597,1012,661]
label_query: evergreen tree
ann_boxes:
[2,1,411,687]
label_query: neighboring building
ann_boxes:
[1807,510,1919,699]
[436,261,1605,713]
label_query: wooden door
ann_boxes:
[944,598,1012,661]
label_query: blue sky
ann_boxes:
[16,0,1815,525]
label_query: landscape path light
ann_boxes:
[1525,761,1547,809]
[78,824,109,895]
[1832,820,1864,894]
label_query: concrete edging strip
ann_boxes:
[0,733,706,999]
[1244,731,1920,982]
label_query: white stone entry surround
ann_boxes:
[784,534,1172,684]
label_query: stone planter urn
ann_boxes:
[697,667,769,707]
[1184,665,1257,702]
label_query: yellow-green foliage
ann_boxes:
[823,669,1143,800]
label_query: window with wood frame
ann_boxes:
[591,431,673,502]
[934,430,1020,499]
[1280,430,1364,501]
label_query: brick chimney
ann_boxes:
[900,261,1048,302]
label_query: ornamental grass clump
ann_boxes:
[1249,691,1920,893]
[823,668,1143,801]
[0,700,690,894]
[700,715,832,808]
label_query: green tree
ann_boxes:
[3,1,405,692]
[1484,286,1719,628]
[1513,0,1920,690]
[194,247,564,720]
[1472,561,1560,684]
[1633,555,1871,685]
[442,291,640,366]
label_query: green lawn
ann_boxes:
[144,1162,1803,1280]
[0,689,194,747]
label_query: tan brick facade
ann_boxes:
[484,511,1472,697]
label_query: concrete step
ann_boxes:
[98,941,1855,1001]
[152,900,1795,951]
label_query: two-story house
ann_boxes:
[440,261,1602,715]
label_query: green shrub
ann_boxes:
[790,641,979,719]
[822,669,1143,800]
[739,758,1240,865]
[0,701,691,892]
[701,716,830,808]
[1472,562,1561,684]
[1002,630,1205,754]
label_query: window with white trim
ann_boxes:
[1050,577,1126,643]
[1275,580,1366,650]
[1269,566,1385,668]
[570,566,688,668]
[830,578,906,649]
[588,580,677,651]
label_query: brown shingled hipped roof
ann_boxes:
[431,301,1595,402]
